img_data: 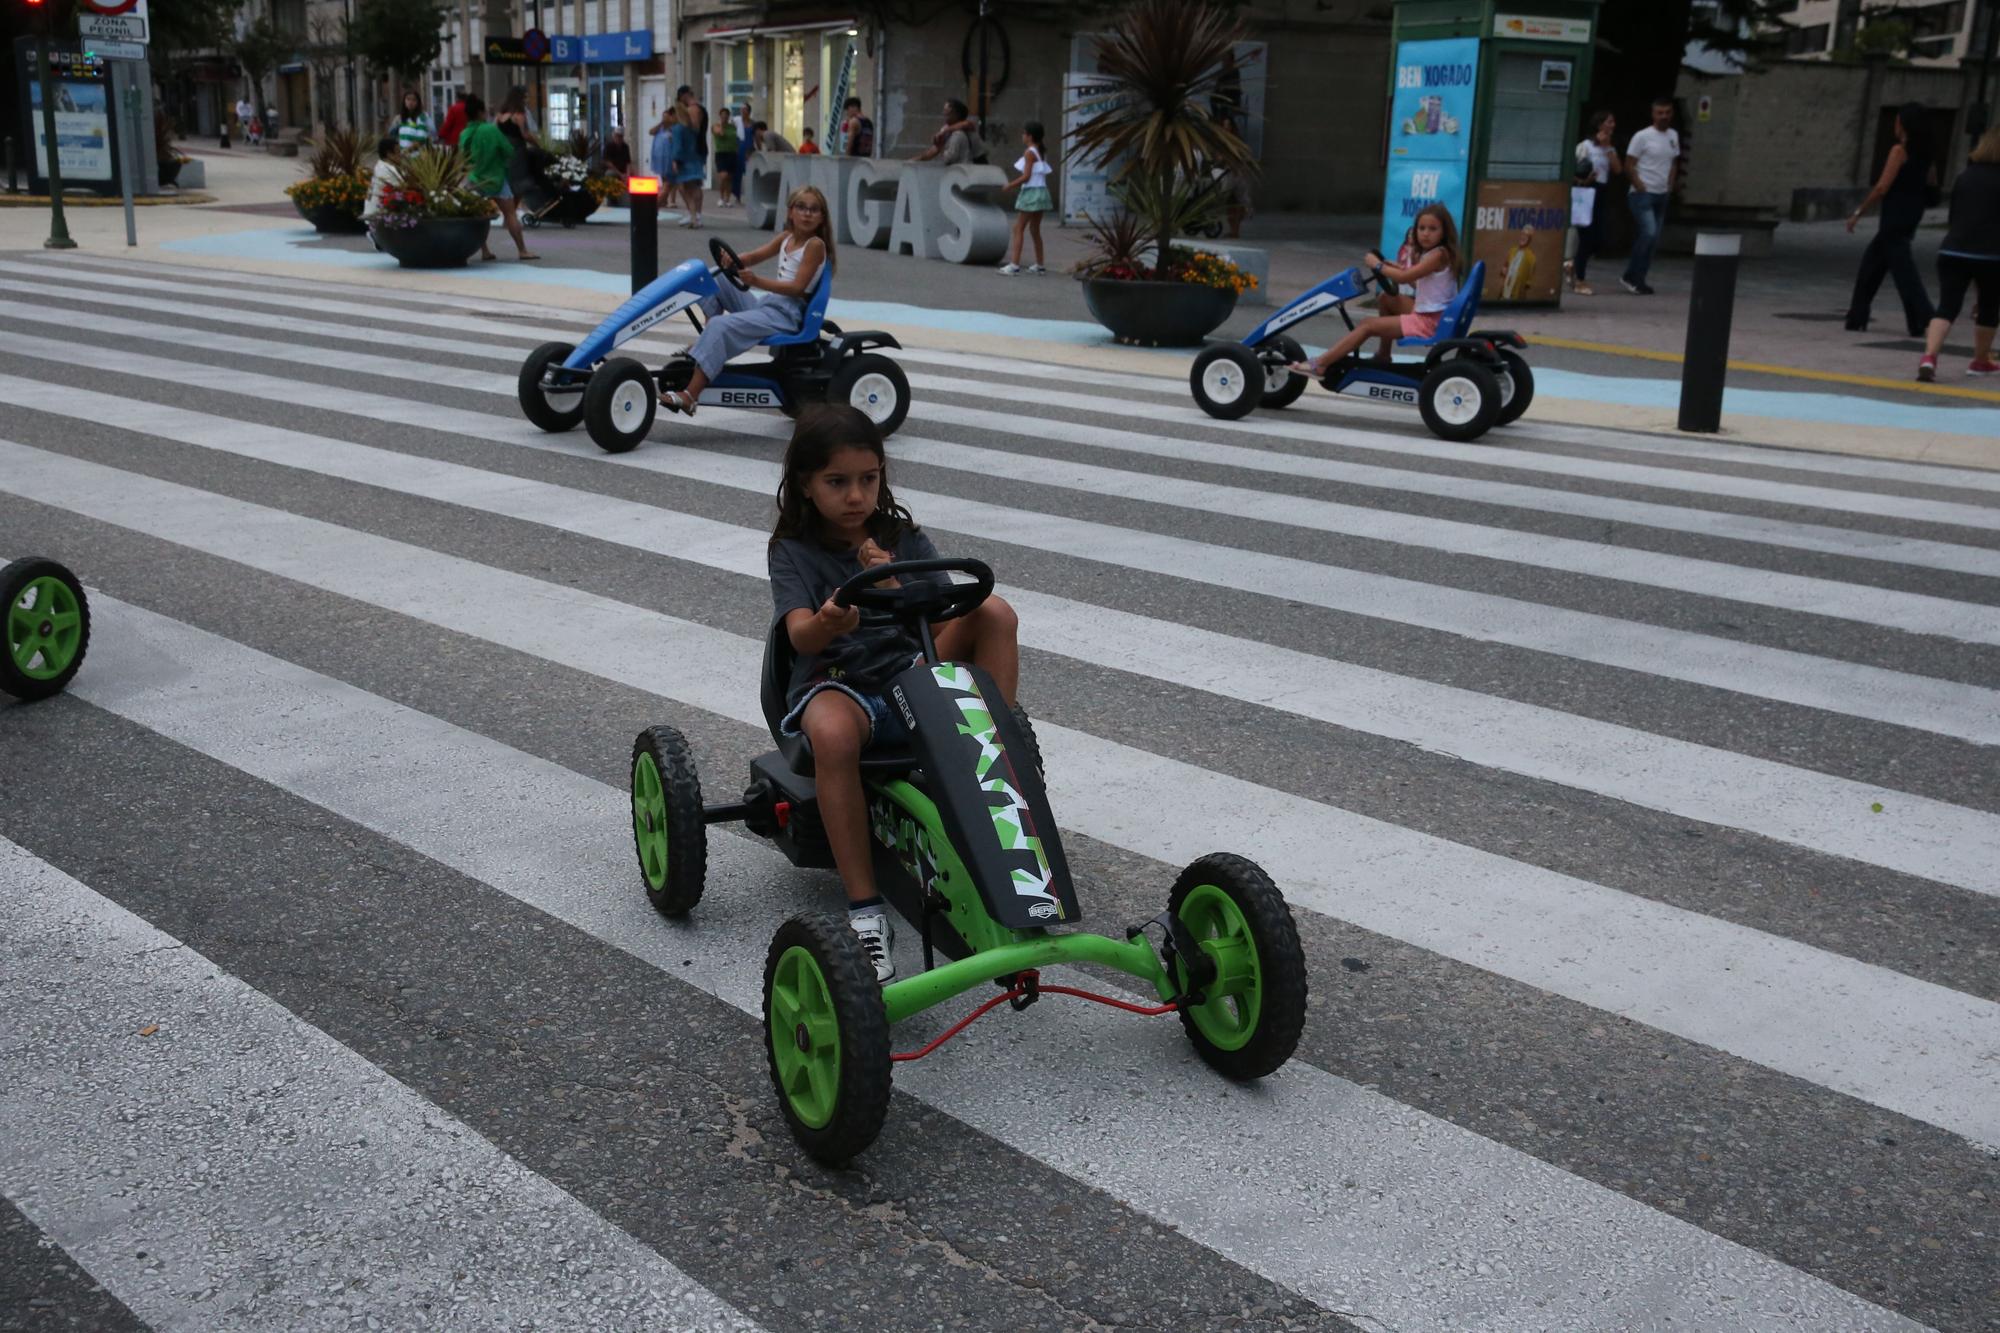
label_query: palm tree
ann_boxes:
[1066,0,1258,279]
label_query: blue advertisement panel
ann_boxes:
[1379,36,1479,258]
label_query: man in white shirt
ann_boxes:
[1621,97,1680,295]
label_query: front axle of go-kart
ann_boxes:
[878,920,1216,1027]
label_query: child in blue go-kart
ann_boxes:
[516,183,912,453]
[1188,203,1532,442]
[660,186,831,416]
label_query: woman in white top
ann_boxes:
[660,185,834,416]
[1568,110,1619,295]
[998,121,1053,275]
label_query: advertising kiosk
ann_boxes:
[1383,0,1602,306]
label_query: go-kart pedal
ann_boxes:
[1188,259,1534,442]
[625,557,1310,1165]
[516,236,913,453]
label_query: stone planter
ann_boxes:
[371,216,494,268]
[1081,277,1238,347]
[297,200,367,235]
[543,187,600,228]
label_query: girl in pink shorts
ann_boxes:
[1295,203,1461,377]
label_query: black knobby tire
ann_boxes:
[519,341,586,433]
[1257,334,1309,410]
[1,558,90,702]
[829,353,911,437]
[630,725,707,917]
[1418,358,1501,442]
[584,357,658,453]
[1168,852,1307,1081]
[763,913,894,1165]
[1493,349,1535,427]
[1009,701,1045,784]
[1189,344,1264,420]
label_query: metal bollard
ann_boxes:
[1677,231,1741,433]
[628,175,660,293]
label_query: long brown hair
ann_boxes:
[784,184,837,274]
[1411,202,1461,276]
[770,405,914,548]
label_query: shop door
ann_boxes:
[589,74,624,146]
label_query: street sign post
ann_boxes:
[89,40,145,61]
[79,15,148,43]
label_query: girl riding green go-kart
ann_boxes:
[627,406,1309,1164]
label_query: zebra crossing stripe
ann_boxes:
[1,376,1994,892]
[2,449,1994,1146]
[39,593,1929,1332]
[31,254,2000,492]
[0,331,1989,746]
[0,837,766,1333]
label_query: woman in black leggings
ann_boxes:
[1919,128,2000,381]
[1846,103,1937,336]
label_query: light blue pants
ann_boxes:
[689,282,804,378]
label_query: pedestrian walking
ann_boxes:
[674,86,710,224]
[1917,127,2000,380]
[460,95,540,263]
[997,121,1051,275]
[1568,110,1619,296]
[841,97,874,157]
[1846,103,1938,336]
[655,102,704,228]
[712,104,740,206]
[439,88,469,148]
[1621,97,1679,295]
[392,90,433,154]
[235,96,253,148]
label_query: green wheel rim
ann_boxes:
[631,750,670,891]
[1177,883,1263,1052]
[7,576,82,681]
[768,945,841,1129]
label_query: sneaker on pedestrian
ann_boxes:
[1968,359,2000,376]
[997,262,1021,275]
[849,906,895,983]
[1026,263,1046,274]
[1619,276,1643,294]
[1917,355,1938,382]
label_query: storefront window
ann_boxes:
[781,38,805,143]
[548,85,581,144]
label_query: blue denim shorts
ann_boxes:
[779,680,911,751]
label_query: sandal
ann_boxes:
[517,252,541,262]
[1286,362,1322,379]
[659,388,697,416]
[1572,282,1593,296]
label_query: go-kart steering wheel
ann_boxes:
[709,236,749,291]
[833,558,994,627]
[1362,256,1397,298]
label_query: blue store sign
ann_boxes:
[549,30,653,64]
[1379,36,1479,259]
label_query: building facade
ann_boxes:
[1774,0,1987,64]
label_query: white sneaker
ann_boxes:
[997,262,1021,275]
[849,910,895,983]
[1026,264,1046,274]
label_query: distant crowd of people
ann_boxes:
[647,85,867,229]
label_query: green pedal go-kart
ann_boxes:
[628,558,1309,1164]
[3,557,91,702]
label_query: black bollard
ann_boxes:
[1677,231,1741,433]
[628,175,660,293]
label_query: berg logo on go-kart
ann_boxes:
[931,664,1063,919]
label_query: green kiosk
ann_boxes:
[1382,0,1602,307]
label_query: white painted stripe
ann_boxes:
[13,268,2000,585]
[30,257,2000,497]
[9,377,1999,891]
[0,838,764,1333]
[0,328,1991,746]
[4,456,1994,1147]
[4,283,1987,639]
[907,394,2000,533]
[54,593,1934,1331]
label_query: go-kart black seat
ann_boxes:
[761,614,921,778]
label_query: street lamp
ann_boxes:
[27,0,76,249]
[344,0,357,130]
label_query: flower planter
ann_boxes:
[1081,277,1238,347]
[545,187,600,228]
[297,200,367,234]
[371,216,494,269]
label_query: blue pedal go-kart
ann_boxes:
[1190,260,1533,442]
[517,237,912,453]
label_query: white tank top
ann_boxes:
[776,233,804,283]
[1411,252,1458,313]
[1013,147,1051,188]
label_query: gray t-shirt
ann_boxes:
[769,528,949,706]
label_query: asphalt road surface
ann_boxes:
[1,253,1996,1333]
